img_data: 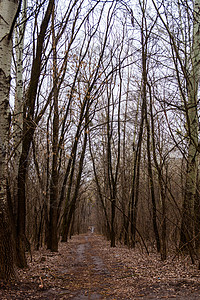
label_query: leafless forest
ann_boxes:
[0,0,200,285]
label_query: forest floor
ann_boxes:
[1,234,200,299]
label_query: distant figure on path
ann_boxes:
[88,226,95,233]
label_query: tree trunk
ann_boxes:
[47,3,59,252]
[13,0,26,171]
[11,0,27,227]
[148,83,167,260]
[141,10,160,253]
[89,133,111,238]
[0,0,19,280]
[195,173,200,253]
[16,0,54,266]
[180,0,200,258]
[62,111,89,241]
[130,104,144,247]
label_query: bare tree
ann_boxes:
[0,0,20,280]
[16,0,54,267]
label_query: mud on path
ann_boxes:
[1,234,200,299]
[49,235,113,299]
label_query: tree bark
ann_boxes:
[0,0,19,280]
[180,0,200,256]
[62,110,89,242]
[141,6,160,253]
[89,133,111,239]
[47,3,59,252]
[16,0,54,267]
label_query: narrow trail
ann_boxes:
[1,234,200,299]
[53,235,113,299]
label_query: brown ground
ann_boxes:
[1,234,200,299]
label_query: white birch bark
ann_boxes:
[188,0,200,211]
[0,0,18,279]
[0,0,18,187]
[12,0,26,210]
[13,0,26,164]
[182,0,200,247]
[0,1,17,181]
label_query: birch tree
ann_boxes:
[180,0,200,256]
[0,0,19,280]
[13,0,26,169]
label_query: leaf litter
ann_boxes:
[0,234,200,299]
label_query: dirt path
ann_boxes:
[49,235,113,299]
[1,234,200,299]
